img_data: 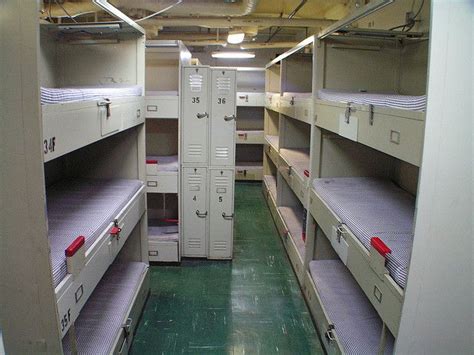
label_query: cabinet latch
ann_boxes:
[98,98,112,118]
[369,104,374,126]
[325,324,336,342]
[344,102,354,124]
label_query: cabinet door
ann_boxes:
[210,69,236,166]
[182,167,208,257]
[182,67,209,164]
[208,169,234,259]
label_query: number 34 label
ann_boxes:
[43,137,56,155]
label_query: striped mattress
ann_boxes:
[312,177,415,289]
[148,225,179,242]
[62,262,147,354]
[41,85,142,105]
[318,89,426,111]
[47,178,143,288]
[146,155,179,172]
[310,259,394,354]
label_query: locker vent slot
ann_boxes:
[188,174,202,189]
[215,176,229,188]
[216,77,231,95]
[213,241,227,251]
[188,239,202,249]
[187,144,203,157]
[189,74,203,92]
[215,147,229,159]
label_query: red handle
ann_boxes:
[146,159,158,164]
[65,236,85,257]
[159,218,179,224]
[371,237,391,257]
[110,226,122,236]
[304,169,310,177]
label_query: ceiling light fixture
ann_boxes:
[227,30,245,44]
[211,51,255,59]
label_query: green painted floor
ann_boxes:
[131,182,323,354]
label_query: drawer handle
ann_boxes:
[344,102,354,124]
[196,112,208,119]
[222,212,234,220]
[196,210,208,218]
[369,104,374,125]
[97,98,111,118]
[390,130,400,145]
[147,105,158,112]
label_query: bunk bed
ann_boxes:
[146,155,179,193]
[62,261,149,354]
[309,177,415,336]
[279,147,310,206]
[48,178,146,338]
[304,259,394,354]
[145,90,179,119]
[42,86,145,163]
[279,92,314,124]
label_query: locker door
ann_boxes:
[210,69,236,166]
[182,167,208,257]
[182,66,209,164]
[209,169,234,259]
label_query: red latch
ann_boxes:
[160,218,179,224]
[304,169,310,177]
[110,226,122,236]
[238,133,245,137]
[65,236,85,257]
[146,159,158,164]
[371,237,391,257]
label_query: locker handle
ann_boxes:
[224,115,236,121]
[196,210,208,218]
[222,212,234,220]
[196,112,209,119]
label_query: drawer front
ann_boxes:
[148,241,179,262]
[146,163,157,176]
[235,168,263,181]
[117,97,146,132]
[145,97,179,119]
[236,131,264,144]
[358,113,424,167]
[346,233,403,336]
[303,273,343,355]
[292,173,307,207]
[315,102,365,140]
[237,93,250,106]
[146,173,178,194]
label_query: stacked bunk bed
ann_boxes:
[39,22,150,354]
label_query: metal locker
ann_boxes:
[181,167,208,257]
[181,66,209,164]
[208,169,234,259]
[210,69,236,167]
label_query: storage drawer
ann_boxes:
[145,96,179,119]
[235,167,263,181]
[146,173,178,194]
[345,231,403,336]
[303,272,344,355]
[148,240,179,262]
[264,143,279,167]
[292,172,307,207]
[358,111,425,167]
[236,131,264,144]
[315,101,366,142]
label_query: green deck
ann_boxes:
[131,182,323,354]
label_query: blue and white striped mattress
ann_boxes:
[312,177,415,289]
[41,85,142,105]
[62,262,147,354]
[310,260,394,354]
[318,89,426,111]
[47,178,143,288]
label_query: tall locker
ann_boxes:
[182,167,208,257]
[210,69,236,167]
[181,66,209,164]
[209,169,235,259]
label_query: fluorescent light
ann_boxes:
[227,31,245,44]
[212,51,255,59]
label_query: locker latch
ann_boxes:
[288,166,292,176]
[224,114,236,121]
[369,104,374,126]
[110,219,122,239]
[122,318,132,338]
[196,112,209,119]
[325,324,336,342]
[290,96,295,106]
[222,212,234,220]
[336,224,346,243]
[344,102,354,124]
[196,210,208,218]
[98,98,112,118]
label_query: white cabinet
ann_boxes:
[210,69,236,167]
[209,169,235,259]
[181,66,209,164]
[181,167,208,257]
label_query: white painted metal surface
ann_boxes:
[210,68,236,167]
[181,66,209,164]
[181,167,208,257]
[236,92,265,107]
[145,95,179,119]
[208,169,235,259]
